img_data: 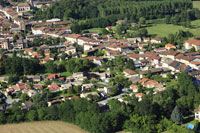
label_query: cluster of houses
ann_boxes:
[0,0,199,110]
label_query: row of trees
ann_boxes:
[0,54,41,76]
[33,0,192,32]
[34,0,192,21]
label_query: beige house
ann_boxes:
[17,3,32,13]
[184,39,200,51]
[194,107,200,121]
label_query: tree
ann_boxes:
[170,106,183,125]
[139,28,148,37]
[178,72,196,96]
[139,17,146,25]
[26,110,38,121]
[45,60,57,73]
[165,15,171,24]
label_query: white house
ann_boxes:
[194,107,200,121]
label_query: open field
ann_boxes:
[146,19,200,37]
[0,121,86,133]
[86,28,104,34]
[193,1,200,9]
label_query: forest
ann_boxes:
[32,0,193,32]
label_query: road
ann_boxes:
[97,88,129,105]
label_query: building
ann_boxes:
[184,39,200,51]
[194,107,200,121]
[16,2,32,13]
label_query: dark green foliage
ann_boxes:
[170,106,183,125]
[177,72,196,96]
[2,56,41,76]
[65,58,95,73]
[33,0,193,31]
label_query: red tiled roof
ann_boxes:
[124,69,137,75]
[185,39,200,46]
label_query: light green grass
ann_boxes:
[60,71,72,77]
[193,1,200,9]
[86,28,104,34]
[146,20,200,37]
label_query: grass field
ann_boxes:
[86,28,104,34]
[193,1,200,9]
[0,121,86,133]
[146,19,200,37]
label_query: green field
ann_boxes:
[86,28,104,34]
[146,19,200,37]
[193,1,200,9]
[0,121,86,133]
[60,71,72,77]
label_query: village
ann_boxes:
[0,0,200,125]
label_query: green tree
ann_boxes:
[45,60,57,73]
[170,106,183,125]
[27,110,38,121]
[139,17,146,25]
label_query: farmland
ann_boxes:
[146,19,200,37]
[0,121,86,133]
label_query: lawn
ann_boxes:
[193,1,200,9]
[60,71,72,77]
[85,28,105,34]
[0,121,86,133]
[146,20,200,37]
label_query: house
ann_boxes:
[135,93,144,101]
[17,2,32,13]
[24,48,33,55]
[7,83,31,93]
[165,43,176,50]
[65,46,76,55]
[116,20,125,24]
[48,99,62,107]
[123,69,138,78]
[151,38,162,43]
[65,33,81,44]
[106,26,112,31]
[60,83,72,91]
[62,96,79,101]
[54,21,72,26]
[21,101,33,110]
[32,52,43,58]
[48,74,61,80]
[22,89,36,97]
[33,84,43,90]
[80,92,100,100]
[15,39,29,49]
[27,75,43,82]
[72,72,85,81]
[184,39,200,51]
[82,83,94,92]
[194,107,200,121]
[84,43,94,51]
[34,1,51,8]
[40,56,54,64]
[159,51,179,60]
[0,77,9,83]
[130,84,139,93]
[48,83,60,92]
[32,27,50,35]
[78,37,92,46]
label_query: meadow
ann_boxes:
[146,19,200,37]
[0,121,86,133]
[193,1,200,9]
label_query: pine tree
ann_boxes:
[170,106,183,125]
